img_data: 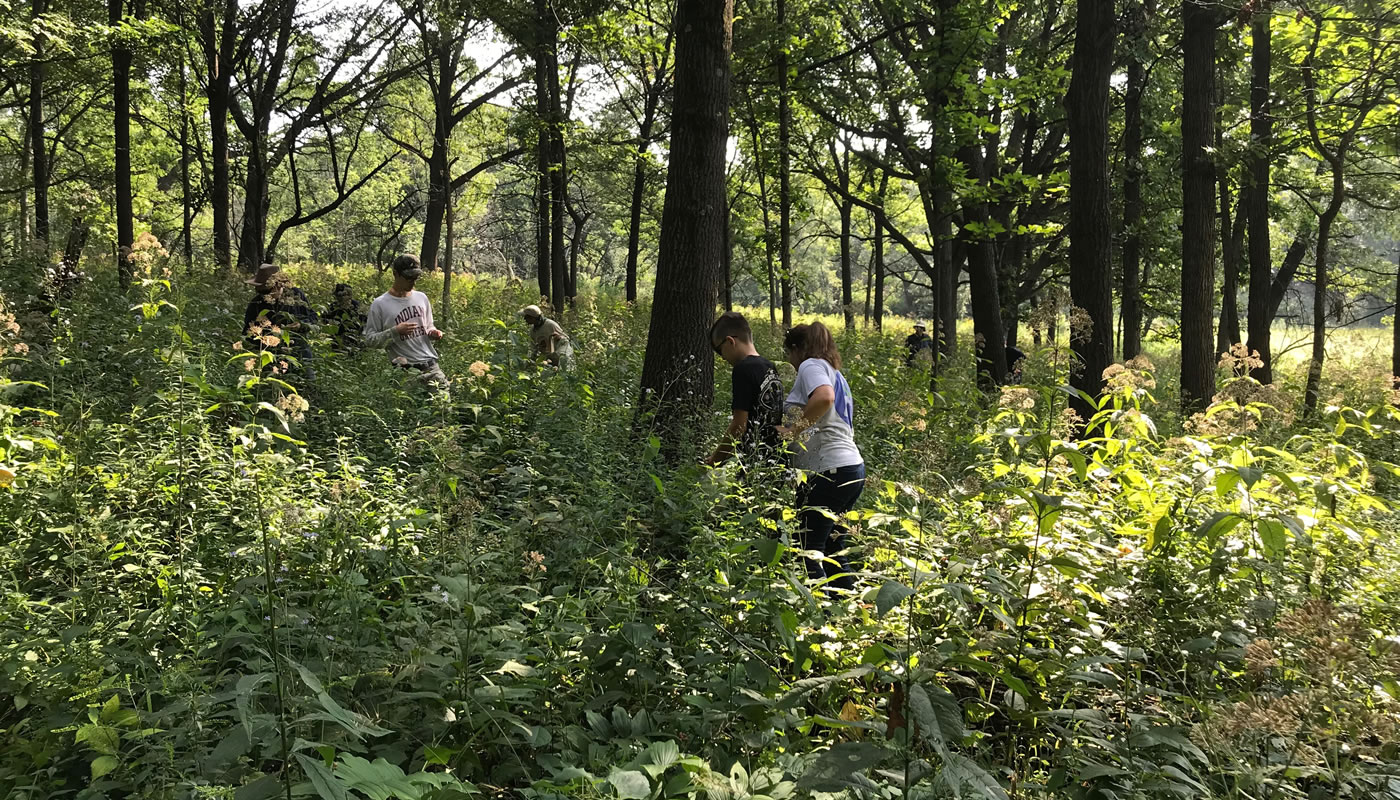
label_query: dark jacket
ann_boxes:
[243,285,319,366]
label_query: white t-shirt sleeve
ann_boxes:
[793,359,833,402]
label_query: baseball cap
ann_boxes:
[391,253,422,279]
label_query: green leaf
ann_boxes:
[1257,519,1287,558]
[334,756,418,800]
[91,755,119,779]
[235,773,285,800]
[608,769,652,799]
[798,742,888,792]
[644,740,680,772]
[908,683,965,750]
[1194,511,1243,544]
[76,724,120,756]
[1077,763,1128,781]
[296,753,349,800]
[938,752,1008,800]
[874,580,914,617]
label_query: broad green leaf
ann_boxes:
[91,755,119,779]
[1194,511,1243,544]
[908,683,964,750]
[608,769,651,799]
[874,580,914,617]
[76,724,120,756]
[296,753,349,800]
[797,742,888,792]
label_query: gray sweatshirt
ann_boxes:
[363,290,440,365]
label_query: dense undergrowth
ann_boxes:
[1,260,1398,800]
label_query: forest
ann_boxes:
[1,0,1399,797]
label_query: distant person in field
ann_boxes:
[779,321,866,590]
[324,283,366,350]
[905,321,934,366]
[519,304,573,370]
[1005,341,1026,384]
[243,263,319,379]
[363,254,448,391]
[706,311,785,469]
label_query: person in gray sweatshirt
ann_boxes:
[363,254,448,391]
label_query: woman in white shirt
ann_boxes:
[778,322,865,590]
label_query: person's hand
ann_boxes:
[428,328,444,341]
[393,320,419,337]
[776,425,793,439]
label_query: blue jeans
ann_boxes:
[795,463,866,589]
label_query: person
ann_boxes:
[242,263,319,379]
[363,254,448,391]
[905,321,934,366]
[705,312,785,469]
[1005,341,1026,383]
[324,283,366,350]
[778,321,866,590]
[519,304,573,370]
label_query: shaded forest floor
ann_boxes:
[2,265,1399,799]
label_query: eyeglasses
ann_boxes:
[712,336,730,356]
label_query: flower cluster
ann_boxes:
[0,296,28,359]
[127,232,170,280]
[523,551,546,576]
[1218,342,1263,378]
[998,386,1036,412]
[275,392,309,423]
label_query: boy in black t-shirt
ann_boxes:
[706,312,785,467]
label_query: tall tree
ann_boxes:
[394,2,523,275]
[776,0,792,327]
[1180,0,1218,410]
[110,0,144,286]
[1120,0,1151,360]
[637,0,732,447]
[1299,20,1384,414]
[229,0,406,269]
[197,0,237,270]
[1244,7,1274,381]
[532,0,551,301]
[29,0,49,244]
[1066,0,1115,421]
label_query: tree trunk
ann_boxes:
[624,94,660,303]
[1067,0,1116,422]
[723,194,733,311]
[200,1,235,271]
[873,205,886,332]
[1121,0,1149,360]
[957,145,1007,387]
[111,0,135,286]
[442,187,454,331]
[237,149,269,270]
[777,0,792,328]
[179,47,193,271]
[1217,176,1244,354]
[1392,250,1399,393]
[1180,0,1217,411]
[547,30,568,311]
[533,0,551,301]
[934,183,956,361]
[1245,9,1273,382]
[420,38,454,272]
[744,108,778,325]
[637,0,732,448]
[18,114,30,244]
[1303,200,1340,414]
[840,194,854,330]
[29,0,49,244]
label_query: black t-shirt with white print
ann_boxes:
[731,355,784,460]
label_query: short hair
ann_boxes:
[710,311,753,345]
[783,321,842,371]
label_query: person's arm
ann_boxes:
[423,296,444,340]
[783,385,834,438]
[362,304,396,348]
[706,410,749,465]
